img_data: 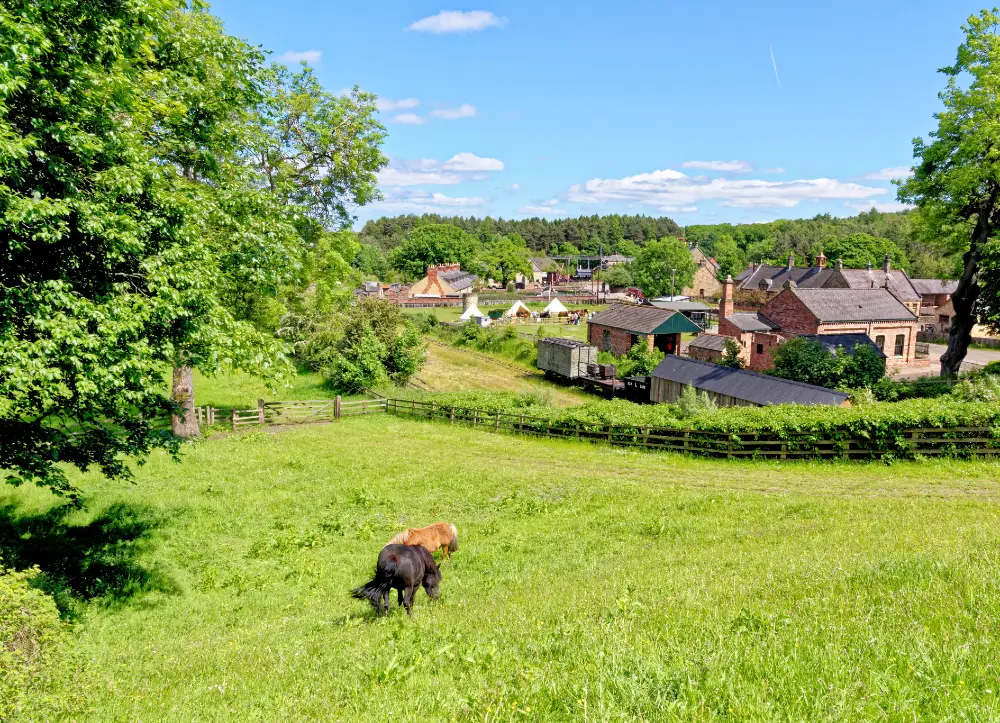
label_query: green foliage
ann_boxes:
[0,565,84,719]
[711,235,747,280]
[352,243,391,280]
[822,233,909,270]
[603,264,634,288]
[676,384,718,417]
[619,343,664,377]
[631,237,697,298]
[475,233,532,285]
[771,338,886,390]
[721,338,745,368]
[326,299,425,392]
[389,224,481,279]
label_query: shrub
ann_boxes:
[618,342,664,377]
[0,565,85,719]
[603,264,634,289]
[676,384,717,417]
[721,338,744,368]
[771,338,885,389]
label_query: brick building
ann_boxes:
[703,275,920,371]
[587,305,701,357]
[406,264,477,299]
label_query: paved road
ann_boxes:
[897,343,1000,378]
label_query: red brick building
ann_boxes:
[702,276,920,371]
[587,305,701,357]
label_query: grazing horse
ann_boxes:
[387,522,459,559]
[351,544,441,615]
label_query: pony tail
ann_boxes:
[449,524,458,552]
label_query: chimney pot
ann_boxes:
[835,259,843,271]
[787,252,795,270]
[882,254,891,273]
[816,249,827,269]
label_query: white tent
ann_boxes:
[542,298,569,316]
[503,300,531,318]
[459,304,487,321]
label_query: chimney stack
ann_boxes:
[787,251,795,270]
[427,264,438,282]
[835,259,843,272]
[882,254,891,274]
[816,249,826,269]
[720,275,735,319]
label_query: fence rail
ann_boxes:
[224,396,1000,461]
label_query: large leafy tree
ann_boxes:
[0,0,224,496]
[389,224,481,279]
[898,9,1000,377]
[821,233,909,270]
[710,235,747,280]
[475,233,532,285]
[630,237,697,298]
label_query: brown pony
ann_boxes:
[387,522,459,559]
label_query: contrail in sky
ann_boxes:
[770,44,781,89]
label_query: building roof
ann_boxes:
[911,278,959,296]
[589,304,702,335]
[725,312,779,332]
[539,337,593,349]
[799,333,887,359]
[531,257,560,272]
[651,356,850,407]
[602,254,633,263]
[688,334,729,352]
[791,288,917,323]
[834,268,920,301]
[736,264,835,291]
[691,247,719,271]
[439,269,477,291]
[647,299,713,313]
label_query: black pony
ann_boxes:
[351,544,441,615]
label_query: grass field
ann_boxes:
[9,415,1000,720]
[408,342,592,406]
[164,366,337,410]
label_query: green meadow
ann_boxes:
[8,414,1000,720]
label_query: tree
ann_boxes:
[603,264,634,289]
[616,238,641,257]
[617,342,664,377]
[353,243,392,280]
[326,299,425,392]
[0,0,265,496]
[720,338,745,368]
[898,9,1000,377]
[838,345,887,389]
[476,233,532,285]
[821,233,908,270]
[389,224,481,279]
[631,237,697,298]
[711,235,747,280]
[770,338,840,387]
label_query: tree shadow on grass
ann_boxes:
[0,500,179,618]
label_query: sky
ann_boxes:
[209,0,982,228]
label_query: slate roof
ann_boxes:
[439,269,477,291]
[688,334,729,352]
[725,312,779,332]
[835,269,920,301]
[651,356,850,407]
[735,264,834,291]
[911,279,959,296]
[792,289,917,323]
[589,304,702,334]
[530,257,560,272]
[648,299,714,312]
[799,333,887,359]
[540,337,592,349]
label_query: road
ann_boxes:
[897,343,1000,378]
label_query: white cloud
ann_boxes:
[505,183,521,191]
[391,113,426,125]
[681,160,754,173]
[443,152,503,171]
[430,104,478,120]
[406,10,507,34]
[863,166,914,181]
[843,200,915,214]
[377,154,504,186]
[377,97,420,112]
[519,204,568,217]
[276,50,322,65]
[761,167,785,174]
[566,167,888,210]
[374,189,488,214]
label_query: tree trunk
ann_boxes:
[171,365,200,438]
[941,241,983,378]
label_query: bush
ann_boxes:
[0,565,85,719]
[721,338,744,368]
[771,338,885,389]
[603,264,634,289]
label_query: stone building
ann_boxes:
[682,247,723,299]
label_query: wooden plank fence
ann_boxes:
[224,396,1000,461]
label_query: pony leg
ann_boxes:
[397,588,404,607]
[403,587,416,615]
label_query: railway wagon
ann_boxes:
[536,337,597,379]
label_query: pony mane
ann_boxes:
[387,529,410,546]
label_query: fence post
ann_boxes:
[197,406,203,426]
[495,411,500,432]
[473,409,478,426]
[393,398,398,416]
[450,406,455,425]
[411,399,416,416]
[430,401,435,420]
[727,436,733,459]
[210,407,215,426]
[780,441,787,460]
[576,423,581,440]
[335,395,342,420]
[644,426,650,449]
[519,413,524,433]
[546,418,551,437]
[258,399,265,426]
[231,409,237,432]
[683,428,690,452]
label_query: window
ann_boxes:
[699,288,705,297]
[756,343,764,355]
[894,334,905,357]
[602,329,611,351]
[875,335,885,351]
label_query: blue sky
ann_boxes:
[210,1,980,227]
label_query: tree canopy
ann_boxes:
[630,238,697,298]
[388,223,481,279]
[898,9,1000,377]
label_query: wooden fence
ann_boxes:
[225,396,1000,460]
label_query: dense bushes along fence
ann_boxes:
[227,396,1000,460]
